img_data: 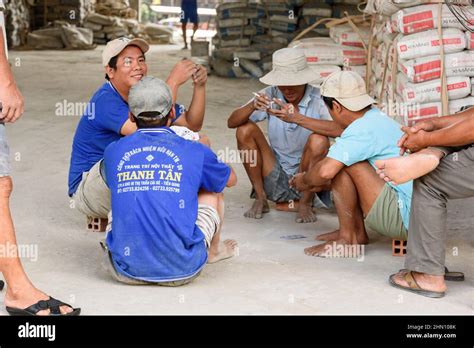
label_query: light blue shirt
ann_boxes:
[250,85,331,176]
[327,108,413,230]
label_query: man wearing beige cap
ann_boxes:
[68,37,208,223]
[228,48,343,223]
[290,71,413,257]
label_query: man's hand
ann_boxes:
[398,121,436,155]
[252,92,271,111]
[167,58,198,87]
[0,82,24,123]
[267,98,297,123]
[192,65,208,87]
[289,172,311,192]
[399,126,430,154]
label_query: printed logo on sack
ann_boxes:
[400,45,408,52]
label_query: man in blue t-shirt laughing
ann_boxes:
[102,77,238,284]
[68,37,208,223]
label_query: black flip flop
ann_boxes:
[444,267,465,282]
[6,297,81,316]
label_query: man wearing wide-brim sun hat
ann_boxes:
[227,47,345,223]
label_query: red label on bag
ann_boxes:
[448,81,468,90]
[400,45,408,52]
[307,57,319,62]
[404,20,435,33]
[413,60,441,74]
[402,10,433,24]
[431,38,462,46]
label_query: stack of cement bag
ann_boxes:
[212,1,269,78]
[298,0,363,37]
[364,0,474,125]
[289,19,370,86]
[27,21,94,50]
[84,0,173,45]
[2,0,30,48]
[95,0,137,19]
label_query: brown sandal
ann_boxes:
[389,271,445,298]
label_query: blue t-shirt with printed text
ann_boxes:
[327,108,413,230]
[68,82,185,196]
[103,127,231,282]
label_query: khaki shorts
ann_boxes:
[73,160,110,219]
[365,184,408,240]
[100,204,219,286]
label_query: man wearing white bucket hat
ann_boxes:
[228,48,344,223]
[290,70,413,258]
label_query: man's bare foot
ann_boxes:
[391,270,447,293]
[375,151,442,185]
[304,238,361,258]
[315,230,339,241]
[208,239,238,263]
[5,285,73,315]
[244,199,269,219]
[296,204,317,223]
[316,229,368,244]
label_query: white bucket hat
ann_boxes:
[260,48,318,86]
[320,71,375,112]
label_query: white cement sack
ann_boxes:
[289,37,335,47]
[217,18,248,28]
[329,24,370,48]
[27,33,64,49]
[399,51,474,83]
[84,21,102,31]
[85,13,119,26]
[396,28,466,60]
[309,65,341,85]
[61,26,94,49]
[302,4,332,17]
[291,40,366,66]
[399,76,471,104]
[399,100,442,124]
[449,96,474,114]
[390,4,474,34]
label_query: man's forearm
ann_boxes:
[303,160,331,188]
[166,79,179,104]
[293,114,343,138]
[427,116,474,147]
[432,108,474,129]
[227,102,254,128]
[185,86,205,131]
[0,27,15,87]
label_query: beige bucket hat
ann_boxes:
[260,48,318,86]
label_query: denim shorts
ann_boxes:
[0,123,10,177]
[250,160,332,209]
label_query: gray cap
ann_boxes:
[128,76,173,119]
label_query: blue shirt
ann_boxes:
[327,108,413,230]
[68,82,184,196]
[103,127,231,282]
[249,85,331,176]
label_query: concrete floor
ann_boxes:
[0,45,472,315]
